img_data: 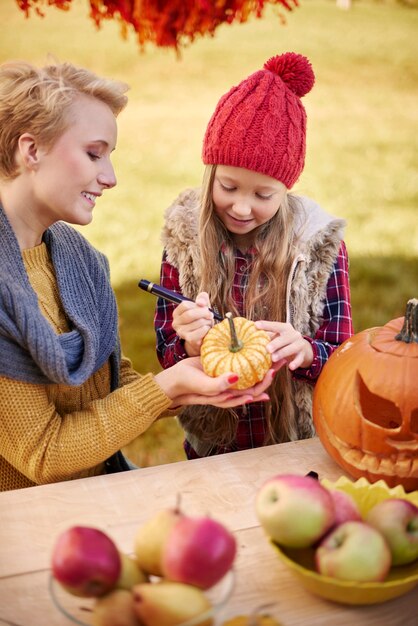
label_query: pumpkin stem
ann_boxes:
[226,312,244,352]
[395,298,418,344]
[246,603,277,625]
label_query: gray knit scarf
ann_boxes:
[0,204,120,387]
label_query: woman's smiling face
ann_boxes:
[212,165,287,250]
[30,94,118,229]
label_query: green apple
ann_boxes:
[315,520,392,582]
[366,498,418,566]
[255,474,335,548]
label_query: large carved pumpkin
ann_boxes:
[201,313,272,390]
[313,299,418,492]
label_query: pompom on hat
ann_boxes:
[202,52,315,189]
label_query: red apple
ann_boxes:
[161,516,236,589]
[315,520,392,582]
[51,526,121,597]
[255,474,336,548]
[366,498,418,566]
[328,489,362,527]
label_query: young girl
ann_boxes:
[155,52,354,459]
[0,60,274,491]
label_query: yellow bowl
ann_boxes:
[270,476,418,605]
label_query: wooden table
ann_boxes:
[0,438,416,626]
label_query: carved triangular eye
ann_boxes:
[357,373,402,429]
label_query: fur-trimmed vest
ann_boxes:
[162,188,346,456]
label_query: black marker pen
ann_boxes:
[138,279,223,321]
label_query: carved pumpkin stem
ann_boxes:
[395,298,418,344]
[226,312,244,352]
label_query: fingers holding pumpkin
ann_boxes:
[271,334,314,370]
[173,390,265,409]
[159,356,269,408]
[255,321,314,370]
[173,367,271,408]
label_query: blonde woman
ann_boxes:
[0,60,274,491]
[155,52,353,458]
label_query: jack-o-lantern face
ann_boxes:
[313,301,418,492]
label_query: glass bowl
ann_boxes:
[49,568,235,625]
[270,476,418,605]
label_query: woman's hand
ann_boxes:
[172,292,215,357]
[155,356,276,408]
[255,321,314,371]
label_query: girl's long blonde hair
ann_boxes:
[199,164,301,443]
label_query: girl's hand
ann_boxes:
[255,321,314,371]
[155,357,275,408]
[172,292,215,357]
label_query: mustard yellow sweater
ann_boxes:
[0,244,172,491]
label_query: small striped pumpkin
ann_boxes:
[201,313,272,390]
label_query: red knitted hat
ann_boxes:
[202,52,315,189]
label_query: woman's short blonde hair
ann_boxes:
[0,60,129,180]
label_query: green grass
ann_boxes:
[1,0,417,466]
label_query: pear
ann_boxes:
[134,507,183,576]
[132,581,213,626]
[92,589,142,626]
[117,553,149,590]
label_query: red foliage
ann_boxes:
[15,0,299,50]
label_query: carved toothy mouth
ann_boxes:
[319,413,418,480]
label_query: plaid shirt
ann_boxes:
[155,241,353,458]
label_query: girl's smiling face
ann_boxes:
[30,94,118,229]
[212,165,287,250]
